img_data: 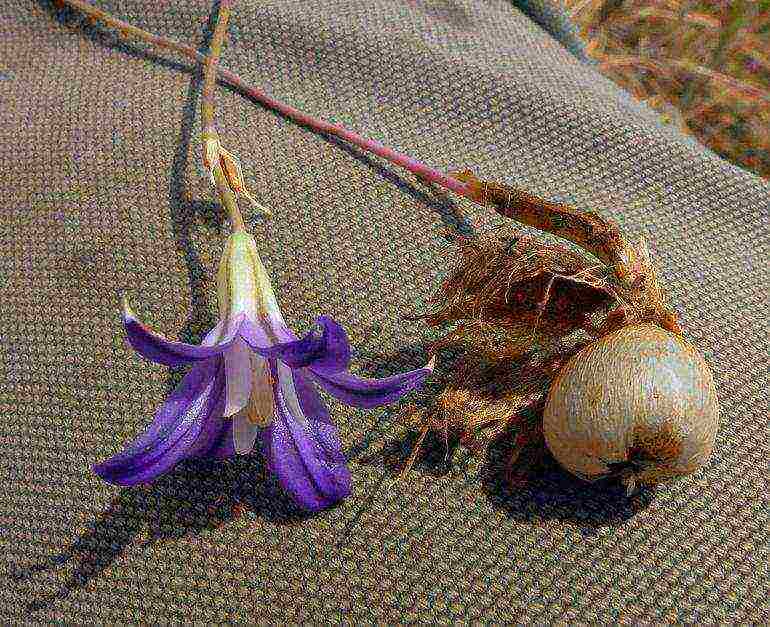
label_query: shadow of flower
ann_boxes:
[346,338,460,466]
[7,455,312,614]
[321,134,476,242]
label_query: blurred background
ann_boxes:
[562,0,769,179]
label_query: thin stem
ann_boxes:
[56,0,638,283]
[200,1,231,131]
[58,0,472,200]
[199,0,245,231]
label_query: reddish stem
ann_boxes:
[60,0,473,200]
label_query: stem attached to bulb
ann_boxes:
[56,0,638,282]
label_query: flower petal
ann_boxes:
[256,316,351,373]
[262,363,350,511]
[232,410,261,455]
[223,339,252,417]
[187,366,239,460]
[231,354,275,455]
[238,315,275,349]
[93,358,227,485]
[309,357,435,408]
[195,419,235,459]
[122,299,242,367]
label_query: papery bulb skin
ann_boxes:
[543,323,719,489]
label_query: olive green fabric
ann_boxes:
[2,0,768,622]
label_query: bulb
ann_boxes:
[543,323,719,492]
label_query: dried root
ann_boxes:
[390,317,587,478]
[426,232,614,339]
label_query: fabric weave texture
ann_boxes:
[1,0,768,622]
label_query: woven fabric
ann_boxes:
[2,0,768,622]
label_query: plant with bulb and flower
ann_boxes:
[63,0,719,501]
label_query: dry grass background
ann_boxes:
[562,0,769,179]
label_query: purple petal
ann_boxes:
[309,357,435,408]
[291,366,333,426]
[238,315,273,349]
[196,419,236,459]
[262,364,350,511]
[93,357,227,485]
[123,300,242,367]
[255,316,351,373]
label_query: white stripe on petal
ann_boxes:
[232,354,275,455]
[223,339,252,417]
[277,360,309,426]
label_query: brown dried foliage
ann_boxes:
[428,226,679,339]
[450,169,631,278]
[393,327,571,477]
[426,231,614,337]
[563,0,770,179]
[398,226,681,481]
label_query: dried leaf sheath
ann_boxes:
[426,233,614,339]
[397,224,682,476]
[450,170,637,284]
